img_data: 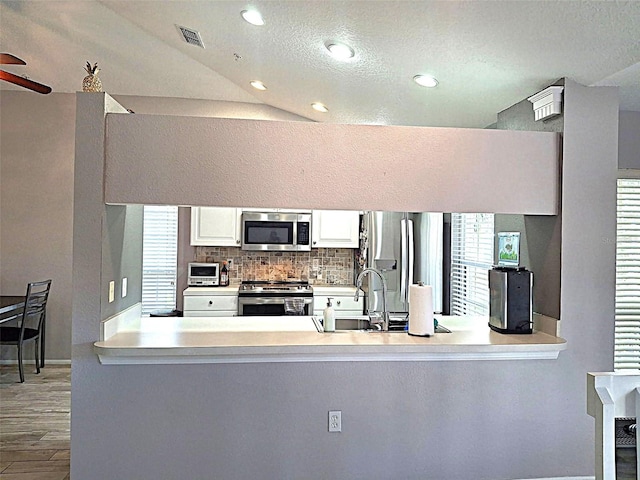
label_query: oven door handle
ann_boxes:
[238,297,313,305]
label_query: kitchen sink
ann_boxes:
[334,317,380,331]
[318,315,451,333]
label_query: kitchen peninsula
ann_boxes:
[73,85,619,480]
[94,308,565,364]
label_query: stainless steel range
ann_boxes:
[237,280,314,316]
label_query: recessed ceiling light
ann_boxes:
[241,10,264,26]
[250,80,267,91]
[311,102,329,113]
[325,42,355,60]
[413,74,439,88]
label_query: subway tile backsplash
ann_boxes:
[195,247,355,285]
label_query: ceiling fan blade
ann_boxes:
[0,70,51,94]
[0,53,26,65]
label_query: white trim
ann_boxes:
[587,372,640,479]
[95,348,563,365]
[527,86,564,121]
[514,477,594,480]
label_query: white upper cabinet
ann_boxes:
[312,210,360,248]
[191,208,360,248]
[191,207,242,246]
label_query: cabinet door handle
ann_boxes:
[313,241,317,245]
[336,300,341,306]
[208,301,213,305]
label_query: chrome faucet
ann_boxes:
[354,267,389,331]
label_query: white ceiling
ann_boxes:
[1,0,640,128]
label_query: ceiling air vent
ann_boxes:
[177,25,205,48]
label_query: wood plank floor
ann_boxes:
[0,364,70,480]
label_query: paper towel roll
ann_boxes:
[408,283,434,336]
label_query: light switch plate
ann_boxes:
[108,281,115,303]
[121,277,128,298]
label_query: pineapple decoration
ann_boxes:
[82,62,103,92]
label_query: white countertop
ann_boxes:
[94,313,566,365]
[135,315,319,333]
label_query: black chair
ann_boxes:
[0,280,51,382]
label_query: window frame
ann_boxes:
[614,173,640,370]
[450,213,495,316]
[141,205,178,315]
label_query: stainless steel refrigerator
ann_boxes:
[360,211,443,314]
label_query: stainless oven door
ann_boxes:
[238,297,313,316]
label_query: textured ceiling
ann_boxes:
[1,0,640,128]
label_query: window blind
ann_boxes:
[615,178,640,370]
[450,213,495,316]
[142,206,178,315]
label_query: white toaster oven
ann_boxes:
[187,262,220,286]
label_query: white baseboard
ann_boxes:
[0,359,71,365]
[516,477,594,480]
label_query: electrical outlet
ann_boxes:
[121,277,128,298]
[226,258,233,269]
[328,410,342,433]
[108,281,115,303]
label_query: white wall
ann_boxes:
[0,92,309,361]
[559,79,619,470]
[112,94,312,122]
[495,93,564,321]
[104,115,560,214]
[71,82,619,479]
[0,92,75,361]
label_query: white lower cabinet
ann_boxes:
[184,286,363,318]
[183,287,238,316]
[313,286,363,317]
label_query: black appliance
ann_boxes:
[488,267,533,334]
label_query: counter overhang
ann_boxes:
[94,312,566,364]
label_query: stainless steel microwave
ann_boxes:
[241,212,312,251]
[187,262,220,286]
